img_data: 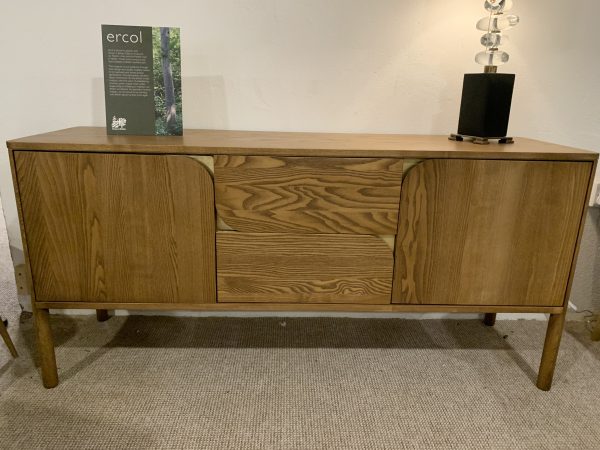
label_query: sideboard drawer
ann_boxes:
[214,156,403,234]
[217,231,394,304]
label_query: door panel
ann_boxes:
[16,151,216,303]
[393,159,591,307]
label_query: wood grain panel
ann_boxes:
[393,159,592,307]
[217,232,393,303]
[15,151,216,304]
[214,156,403,234]
[7,127,598,162]
[35,301,563,315]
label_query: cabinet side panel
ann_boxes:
[7,149,37,302]
[393,159,591,307]
[15,151,216,304]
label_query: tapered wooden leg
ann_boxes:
[96,309,110,322]
[34,308,58,388]
[483,313,496,326]
[536,312,566,391]
[592,320,600,341]
[0,318,18,358]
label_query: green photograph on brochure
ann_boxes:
[152,27,182,135]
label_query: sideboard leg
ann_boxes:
[592,320,600,341]
[96,309,110,322]
[34,308,59,388]
[483,313,496,326]
[536,312,566,391]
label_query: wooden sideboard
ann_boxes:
[6,127,597,390]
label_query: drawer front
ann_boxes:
[393,159,592,307]
[15,152,216,304]
[217,232,394,304]
[214,156,403,234]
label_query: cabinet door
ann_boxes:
[393,159,591,307]
[15,152,216,304]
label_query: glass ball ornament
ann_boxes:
[480,32,507,48]
[484,0,513,13]
[476,14,520,32]
[476,0,519,69]
[475,50,509,66]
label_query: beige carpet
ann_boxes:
[2,204,600,449]
[0,315,599,449]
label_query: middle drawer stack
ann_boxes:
[214,155,403,304]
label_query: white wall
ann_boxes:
[1,0,598,313]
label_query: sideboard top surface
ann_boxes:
[7,126,598,161]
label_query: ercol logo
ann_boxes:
[105,31,143,43]
[112,116,127,131]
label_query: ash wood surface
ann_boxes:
[592,320,600,341]
[15,151,216,304]
[217,232,393,304]
[8,152,37,306]
[537,312,567,390]
[535,158,599,390]
[34,301,563,314]
[7,126,597,161]
[554,159,598,308]
[214,156,403,234]
[393,159,592,307]
[34,308,58,388]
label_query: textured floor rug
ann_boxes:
[1,314,600,449]
[2,197,600,449]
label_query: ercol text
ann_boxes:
[105,31,143,44]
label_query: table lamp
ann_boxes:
[450,0,519,144]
